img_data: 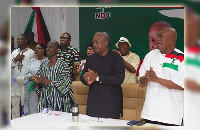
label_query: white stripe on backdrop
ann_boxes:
[11,7,79,51]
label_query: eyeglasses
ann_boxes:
[87,47,94,51]
[60,37,70,40]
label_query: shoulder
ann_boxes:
[110,50,121,58]
[87,53,98,60]
[27,48,34,53]
[12,49,19,55]
[68,46,79,52]
[57,59,69,66]
[29,58,36,63]
[146,49,160,57]
[129,52,140,58]
[109,50,124,62]
[174,48,184,55]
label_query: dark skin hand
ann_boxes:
[83,69,98,85]
[14,53,25,62]
[113,49,136,73]
[32,74,51,84]
[146,67,158,82]
[145,67,183,90]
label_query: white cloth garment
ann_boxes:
[139,49,184,125]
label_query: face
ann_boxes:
[46,42,58,57]
[157,29,171,54]
[35,44,44,57]
[118,42,130,56]
[17,35,27,48]
[60,33,71,48]
[93,34,108,55]
[148,26,163,51]
[87,46,95,57]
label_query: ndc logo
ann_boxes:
[95,7,111,19]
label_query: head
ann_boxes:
[116,37,131,56]
[86,42,95,57]
[46,40,60,58]
[148,21,172,51]
[35,43,46,57]
[26,32,34,42]
[11,36,14,48]
[93,32,109,56]
[157,27,177,54]
[60,32,71,49]
[17,34,27,49]
[186,8,200,47]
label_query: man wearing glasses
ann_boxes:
[57,32,81,81]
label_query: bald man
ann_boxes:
[136,21,172,76]
[33,40,76,112]
[139,27,184,126]
[81,32,125,119]
[148,21,172,51]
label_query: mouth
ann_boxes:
[119,48,125,52]
[94,48,99,51]
[35,51,39,54]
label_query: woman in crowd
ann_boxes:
[74,42,95,76]
[24,43,47,115]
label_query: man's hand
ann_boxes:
[146,67,158,82]
[73,62,80,68]
[83,69,98,85]
[33,74,51,84]
[14,53,25,62]
[113,49,121,56]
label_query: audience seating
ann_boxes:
[71,81,146,121]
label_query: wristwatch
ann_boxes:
[96,76,99,81]
[96,76,102,83]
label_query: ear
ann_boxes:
[105,41,108,46]
[56,48,59,53]
[170,37,174,44]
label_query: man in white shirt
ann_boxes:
[11,34,35,119]
[139,27,184,126]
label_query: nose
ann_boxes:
[93,42,97,48]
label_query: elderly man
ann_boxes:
[33,40,76,112]
[139,27,184,126]
[115,37,140,83]
[11,34,35,118]
[57,32,80,81]
[136,21,172,76]
[81,32,125,119]
[148,21,172,51]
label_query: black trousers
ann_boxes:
[144,119,180,126]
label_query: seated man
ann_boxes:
[32,40,76,112]
[115,37,140,83]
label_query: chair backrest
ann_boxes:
[71,81,89,115]
[71,81,146,121]
[121,83,146,121]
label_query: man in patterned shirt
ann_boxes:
[57,32,80,81]
[33,40,76,112]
